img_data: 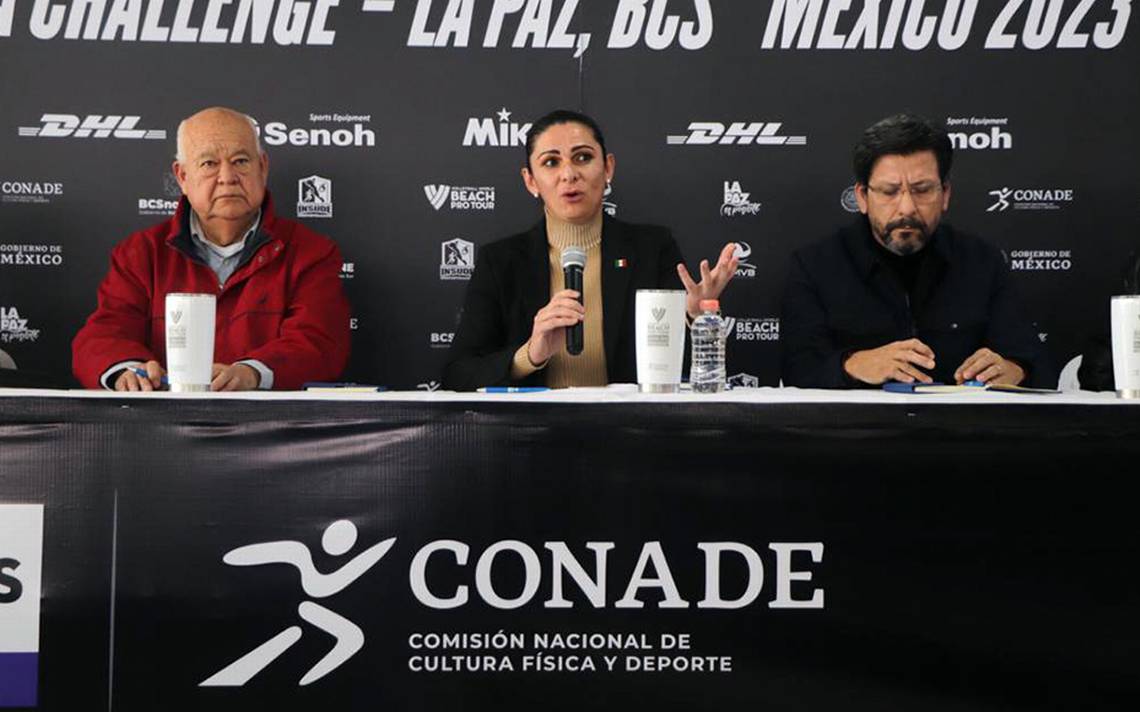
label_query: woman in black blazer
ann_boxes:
[443,109,737,391]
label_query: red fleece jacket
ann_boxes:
[72,194,351,390]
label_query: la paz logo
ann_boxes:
[200,520,395,687]
[721,181,761,217]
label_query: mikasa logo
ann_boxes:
[463,108,530,147]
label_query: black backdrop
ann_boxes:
[1,1,1137,388]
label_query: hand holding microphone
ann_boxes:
[524,247,587,366]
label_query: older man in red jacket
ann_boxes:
[72,107,350,391]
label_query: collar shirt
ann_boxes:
[189,210,261,288]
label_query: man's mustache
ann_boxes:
[885,217,926,234]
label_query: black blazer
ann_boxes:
[443,216,684,391]
[781,219,1056,389]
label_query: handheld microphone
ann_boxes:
[561,246,586,356]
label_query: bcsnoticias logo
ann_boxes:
[18,113,165,139]
[667,122,807,146]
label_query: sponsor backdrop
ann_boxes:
[0,1,1137,388]
[2,396,1139,709]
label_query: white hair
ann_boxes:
[174,109,263,163]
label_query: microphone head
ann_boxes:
[561,246,586,270]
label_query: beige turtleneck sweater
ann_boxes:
[511,211,608,387]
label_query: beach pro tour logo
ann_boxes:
[667,122,806,146]
[440,239,475,281]
[424,184,496,211]
[17,114,165,140]
[0,505,44,708]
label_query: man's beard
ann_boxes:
[871,216,930,256]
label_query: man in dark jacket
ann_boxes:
[781,114,1054,389]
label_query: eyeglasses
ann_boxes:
[865,182,944,205]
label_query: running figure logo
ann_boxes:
[199,520,396,687]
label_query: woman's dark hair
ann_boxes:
[853,113,953,185]
[524,109,607,169]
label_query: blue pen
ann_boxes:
[478,387,550,393]
[131,367,169,387]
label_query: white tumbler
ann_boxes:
[1110,295,1140,399]
[165,293,216,392]
[635,289,687,393]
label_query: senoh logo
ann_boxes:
[256,114,376,148]
[0,504,44,708]
[463,108,530,147]
[18,114,165,139]
[667,122,807,146]
[946,117,1012,151]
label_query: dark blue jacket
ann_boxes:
[781,219,1056,389]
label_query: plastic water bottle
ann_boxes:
[690,299,726,393]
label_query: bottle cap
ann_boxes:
[699,299,720,311]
